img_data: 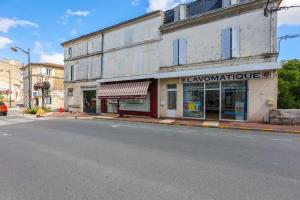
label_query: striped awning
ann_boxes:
[98,81,150,99]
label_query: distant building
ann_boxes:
[0,59,23,106]
[62,0,282,122]
[22,63,64,110]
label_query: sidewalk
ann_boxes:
[50,112,300,134]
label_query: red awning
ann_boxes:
[98,81,150,99]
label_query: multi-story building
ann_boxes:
[62,0,282,122]
[0,59,23,106]
[22,63,64,110]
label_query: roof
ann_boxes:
[61,10,163,46]
[23,63,64,70]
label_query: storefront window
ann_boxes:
[183,83,205,118]
[119,93,150,112]
[221,81,247,120]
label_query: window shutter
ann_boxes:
[221,28,231,60]
[231,26,240,58]
[179,39,187,65]
[65,66,70,81]
[173,39,179,66]
[222,0,231,7]
[231,0,238,5]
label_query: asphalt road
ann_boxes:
[0,118,299,200]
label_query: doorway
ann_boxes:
[83,90,96,113]
[205,90,220,120]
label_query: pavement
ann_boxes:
[0,117,299,200]
[0,108,48,126]
[51,112,300,134]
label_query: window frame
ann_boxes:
[167,84,177,110]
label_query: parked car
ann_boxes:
[0,102,7,116]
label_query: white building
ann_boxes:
[62,0,282,122]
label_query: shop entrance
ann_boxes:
[205,90,220,120]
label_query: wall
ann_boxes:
[102,15,162,79]
[159,10,275,68]
[64,81,100,113]
[248,73,278,122]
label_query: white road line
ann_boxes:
[111,125,121,128]
[234,135,255,139]
[1,133,11,136]
[272,138,292,142]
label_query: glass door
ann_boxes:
[220,81,248,121]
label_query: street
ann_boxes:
[0,116,300,200]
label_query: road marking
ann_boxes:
[1,133,11,136]
[234,135,255,139]
[111,125,121,128]
[272,138,292,142]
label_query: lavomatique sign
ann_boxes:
[182,71,272,83]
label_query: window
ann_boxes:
[221,26,240,60]
[173,38,187,66]
[46,68,52,76]
[119,93,151,112]
[167,84,177,110]
[68,88,74,97]
[70,65,74,81]
[68,47,72,59]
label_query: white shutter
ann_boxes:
[173,39,179,66]
[231,26,240,58]
[179,39,187,65]
[231,0,238,5]
[221,28,232,60]
[87,40,93,54]
[222,0,231,7]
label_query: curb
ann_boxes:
[58,116,300,135]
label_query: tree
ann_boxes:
[278,59,300,109]
[34,81,51,109]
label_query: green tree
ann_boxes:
[278,59,300,109]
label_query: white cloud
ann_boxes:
[0,36,12,49]
[0,18,38,33]
[70,28,78,36]
[40,53,64,65]
[60,9,90,25]
[66,9,90,17]
[33,41,63,65]
[132,0,140,6]
[147,0,191,12]
[278,0,300,26]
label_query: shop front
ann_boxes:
[99,80,158,118]
[159,70,278,122]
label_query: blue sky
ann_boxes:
[0,0,299,64]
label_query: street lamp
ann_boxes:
[0,69,11,107]
[11,46,31,108]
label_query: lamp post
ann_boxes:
[11,46,31,108]
[0,69,11,107]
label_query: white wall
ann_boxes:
[102,15,162,79]
[160,10,273,67]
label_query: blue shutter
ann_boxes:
[232,26,240,58]
[173,39,179,66]
[179,39,187,65]
[221,28,231,60]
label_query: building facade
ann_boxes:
[22,63,64,110]
[0,59,23,106]
[62,0,282,122]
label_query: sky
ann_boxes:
[0,0,299,65]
